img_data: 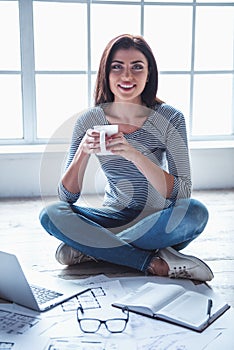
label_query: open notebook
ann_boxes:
[112,282,230,332]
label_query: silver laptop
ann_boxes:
[0,251,89,312]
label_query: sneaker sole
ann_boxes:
[55,243,67,265]
[164,247,214,281]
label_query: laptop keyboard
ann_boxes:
[30,285,63,305]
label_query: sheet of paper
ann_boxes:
[0,335,48,350]
[73,274,111,285]
[116,275,207,294]
[45,334,137,350]
[0,303,52,350]
[0,303,53,336]
[42,279,125,320]
[204,326,234,350]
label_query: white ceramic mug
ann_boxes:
[93,125,118,155]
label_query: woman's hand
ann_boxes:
[80,129,103,154]
[107,132,140,161]
[80,129,136,157]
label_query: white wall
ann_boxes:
[190,144,234,190]
[0,143,233,198]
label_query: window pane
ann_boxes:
[91,4,141,70]
[0,1,20,69]
[0,75,22,138]
[158,74,190,126]
[36,75,88,138]
[92,0,138,1]
[195,7,234,70]
[198,0,231,2]
[33,2,87,70]
[144,6,192,71]
[147,0,192,2]
[192,74,233,136]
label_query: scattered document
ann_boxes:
[0,309,39,335]
[45,334,137,350]
[0,303,53,336]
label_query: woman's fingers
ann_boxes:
[81,129,100,154]
[107,133,134,156]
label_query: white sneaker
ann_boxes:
[55,243,98,266]
[157,247,214,282]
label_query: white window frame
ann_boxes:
[0,0,233,146]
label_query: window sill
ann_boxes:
[0,143,69,156]
[189,140,234,150]
[0,140,234,156]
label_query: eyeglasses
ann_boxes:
[77,306,129,333]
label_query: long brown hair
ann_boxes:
[94,34,161,108]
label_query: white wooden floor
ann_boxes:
[1,190,234,307]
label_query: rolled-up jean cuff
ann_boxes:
[142,251,157,274]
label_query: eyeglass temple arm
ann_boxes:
[78,305,85,314]
[122,306,129,319]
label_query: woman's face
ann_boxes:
[108,47,149,105]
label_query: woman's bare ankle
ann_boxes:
[148,257,169,276]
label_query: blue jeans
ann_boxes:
[39,198,208,273]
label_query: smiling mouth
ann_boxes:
[118,84,135,90]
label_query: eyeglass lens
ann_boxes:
[79,318,127,333]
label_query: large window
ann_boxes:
[0,0,233,144]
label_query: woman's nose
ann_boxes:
[121,67,131,79]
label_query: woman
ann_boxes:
[40,34,213,281]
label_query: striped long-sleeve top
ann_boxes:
[58,102,191,212]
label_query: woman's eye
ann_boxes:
[132,64,144,71]
[111,64,122,71]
